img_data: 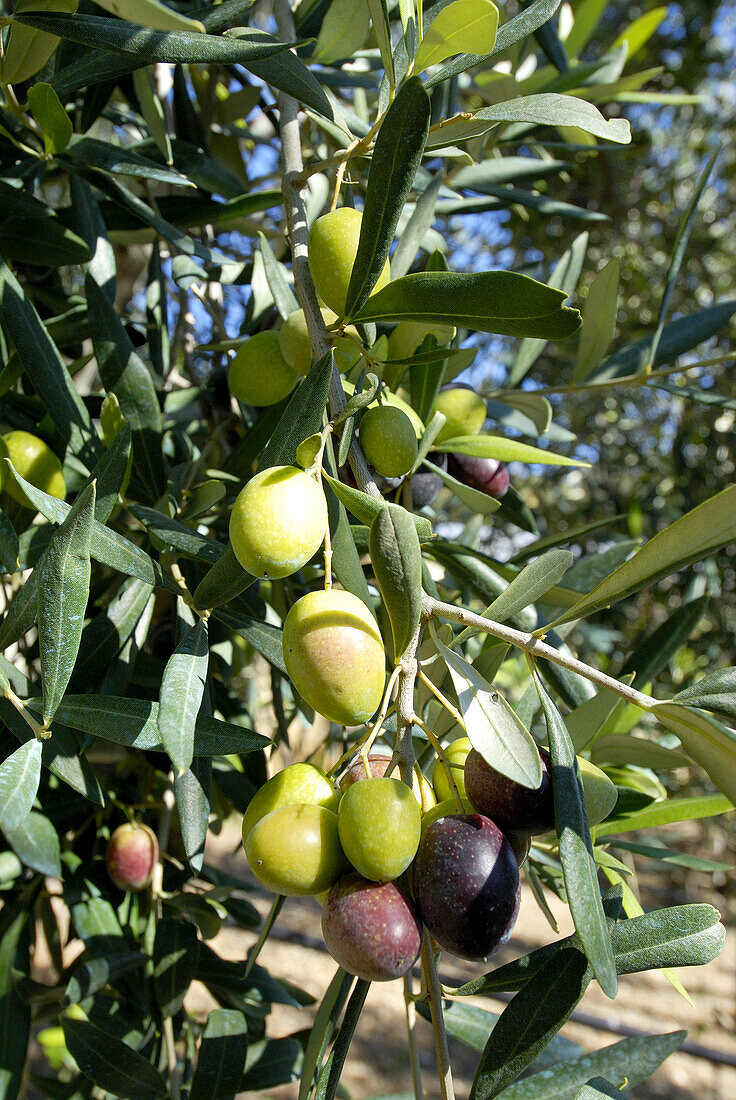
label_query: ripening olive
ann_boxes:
[229,465,328,579]
[106,822,159,892]
[432,736,471,803]
[432,388,486,444]
[228,330,299,407]
[322,873,422,981]
[464,746,555,837]
[338,777,422,881]
[245,804,347,895]
[0,431,66,508]
[448,453,510,499]
[241,762,340,844]
[283,588,386,725]
[421,795,474,831]
[308,208,390,317]
[359,405,418,478]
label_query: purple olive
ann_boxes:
[465,747,555,837]
[322,873,422,981]
[412,814,520,961]
[448,453,510,498]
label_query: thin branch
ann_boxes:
[421,932,455,1100]
[422,595,658,711]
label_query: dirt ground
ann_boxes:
[194,817,736,1100]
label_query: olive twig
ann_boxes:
[417,668,465,730]
[404,972,425,1100]
[411,715,464,813]
[244,894,285,977]
[421,931,456,1100]
[4,685,50,740]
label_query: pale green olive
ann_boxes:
[338,777,421,881]
[432,388,486,444]
[0,431,66,507]
[241,762,340,844]
[228,330,299,406]
[432,736,471,803]
[245,805,347,896]
[308,208,390,317]
[359,405,418,477]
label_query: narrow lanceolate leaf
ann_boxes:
[364,0,394,90]
[258,350,334,471]
[484,550,573,624]
[63,1018,167,1099]
[3,810,61,876]
[86,275,166,502]
[194,545,252,611]
[258,233,298,319]
[494,1030,685,1100]
[575,1080,628,1100]
[674,666,736,721]
[575,257,620,381]
[651,703,736,804]
[189,1009,249,1100]
[434,434,588,467]
[159,619,209,774]
[546,484,736,627]
[415,0,498,73]
[0,259,95,464]
[596,792,733,837]
[470,947,591,1099]
[369,505,422,660]
[93,0,205,33]
[345,77,431,318]
[353,270,581,338]
[154,917,200,1017]
[174,757,211,873]
[313,980,370,1100]
[27,81,72,154]
[421,457,501,517]
[533,670,617,998]
[465,93,632,144]
[0,738,42,832]
[37,482,96,728]
[299,970,354,1100]
[434,630,542,788]
[322,471,434,542]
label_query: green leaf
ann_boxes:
[420,457,501,516]
[299,969,354,1100]
[62,1018,167,1098]
[0,259,96,464]
[365,0,394,87]
[0,738,42,833]
[194,545,253,611]
[434,434,588,467]
[436,93,631,145]
[154,917,200,1017]
[314,980,370,1100]
[0,0,78,84]
[433,628,542,788]
[415,0,498,73]
[391,173,442,281]
[25,694,269,756]
[618,595,709,690]
[0,904,32,1100]
[27,81,72,153]
[37,482,96,728]
[65,949,146,1004]
[323,472,433,542]
[86,275,166,502]
[0,509,18,574]
[174,756,211,874]
[94,0,204,31]
[470,947,591,1099]
[574,257,620,381]
[369,505,422,659]
[313,0,370,63]
[190,1008,249,1100]
[258,350,334,471]
[651,703,736,804]
[595,793,733,838]
[129,506,223,564]
[425,0,562,87]
[611,5,667,59]
[67,135,191,187]
[546,484,736,628]
[484,550,573,624]
[159,619,209,774]
[533,670,617,998]
[258,233,298,320]
[591,735,689,770]
[674,666,736,721]
[2,810,61,876]
[610,903,725,975]
[493,1030,685,1099]
[213,608,287,673]
[240,1036,303,1091]
[353,270,581,338]
[345,77,430,318]
[509,231,588,386]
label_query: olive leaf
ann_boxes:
[369,504,423,660]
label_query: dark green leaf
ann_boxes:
[533,670,617,998]
[174,757,211,874]
[71,576,154,691]
[574,1080,627,1100]
[0,508,19,573]
[2,811,61,877]
[240,1036,303,1091]
[62,1018,167,1098]
[0,904,31,1100]
[190,1008,248,1100]
[0,569,39,652]
[595,793,733,837]
[213,607,287,673]
[674,666,736,721]
[37,482,96,727]
[65,135,188,187]
[194,545,253,611]
[299,969,354,1100]
[0,217,90,267]
[354,271,581,338]
[470,947,591,1099]
[258,350,334,471]
[369,505,422,659]
[159,619,209,774]
[65,951,146,1005]
[345,77,430,317]
[0,738,42,832]
[154,917,200,1017]
[314,980,370,1100]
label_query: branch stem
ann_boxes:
[421,932,455,1100]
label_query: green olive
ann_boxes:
[279,308,362,375]
[245,804,347,895]
[359,405,418,477]
[338,777,421,881]
[308,208,390,317]
[432,388,486,444]
[387,321,455,361]
[241,762,340,845]
[0,430,66,508]
[229,465,328,579]
[432,736,471,803]
[228,330,299,407]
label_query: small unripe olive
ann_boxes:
[338,777,421,881]
[279,308,361,375]
[308,208,390,317]
[229,465,328,579]
[0,431,66,507]
[359,405,418,478]
[283,589,385,726]
[432,736,471,803]
[245,804,346,895]
[228,330,299,406]
[432,388,486,444]
[106,822,159,892]
[242,762,340,845]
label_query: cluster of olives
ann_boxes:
[0,429,66,508]
[242,745,617,981]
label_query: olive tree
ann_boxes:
[0,0,733,1097]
